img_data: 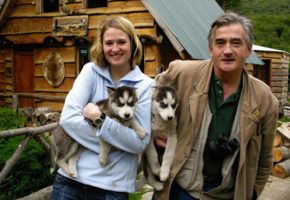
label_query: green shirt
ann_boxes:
[203,72,242,177]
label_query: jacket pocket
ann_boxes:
[176,147,198,189]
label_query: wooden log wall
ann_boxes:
[255,51,289,106]
[0,0,162,111]
[0,49,12,106]
[34,46,76,111]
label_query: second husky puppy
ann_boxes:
[143,74,179,191]
[50,86,145,178]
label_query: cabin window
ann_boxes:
[79,48,89,72]
[43,0,59,13]
[84,0,107,8]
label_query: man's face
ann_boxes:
[209,23,251,75]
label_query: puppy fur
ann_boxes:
[50,86,145,178]
[143,74,178,191]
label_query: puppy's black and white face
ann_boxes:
[152,86,178,121]
[108,86,138,121]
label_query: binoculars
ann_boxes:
[209,134,240,160]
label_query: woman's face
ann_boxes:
[103,27,132,70]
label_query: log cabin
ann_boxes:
[0,0,286,112]
[251,45,289,106]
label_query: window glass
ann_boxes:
[87,0,107,8]
[43,0,59,12]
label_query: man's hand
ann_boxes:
[83,103,102,121]
[155,135,167,148]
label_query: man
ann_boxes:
[154,12,279,200]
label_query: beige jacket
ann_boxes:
[155,59,279,200]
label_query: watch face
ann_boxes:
[95,118,103,127]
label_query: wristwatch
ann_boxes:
[91,112,106,128]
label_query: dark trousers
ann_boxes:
[52,173,129,200]
[151,182,198,200]
[152,178,221,200]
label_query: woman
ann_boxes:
[51,16,155,200]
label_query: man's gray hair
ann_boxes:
[207,12,253,49]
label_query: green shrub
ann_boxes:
[0,107,54,199]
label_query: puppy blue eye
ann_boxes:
[160,102,167,108]
[127,102,134,106]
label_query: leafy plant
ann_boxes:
[0,107,54,199]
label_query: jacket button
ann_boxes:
[170,173,174,179]
[184,153,188,157]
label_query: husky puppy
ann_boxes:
[143,74,179,191]
[50,86,145,178]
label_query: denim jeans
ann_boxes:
[151,182,198,200]
[51,173,129,200]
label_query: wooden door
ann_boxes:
[14,50,34,108]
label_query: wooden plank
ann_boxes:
[34,77,74,92]
[35,91,67,97]
[144,60,158,77]
[16,0,34,5]
[4,50,12,61]
[0,53,4,62]
[35,101,64,112]
[9,4,38,17]
[35,47,76,64]
[1,18,53,34]
[74,0,147,15]
[88,12,154,29]
[144,45,156,61]
[87,26,157,40]
[8,4,63,17]
[261,52,282,59]
[35,63,76,78]
[5,33,51,44]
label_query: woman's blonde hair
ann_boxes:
[89,16,143,69]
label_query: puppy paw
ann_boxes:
[99,158,107,166]
[152,168,160,176]
[137,128,146,139]
[69,171,78,178]
[69,167,78,178]
[153,182,164,191]
[159,170,170,181]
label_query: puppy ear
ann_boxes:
[107,86,116,97]
[156,72,172,87]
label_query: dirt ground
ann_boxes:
[258,175,290,200]
[141,175,290,200]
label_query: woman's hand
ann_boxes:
[83,103,102,121]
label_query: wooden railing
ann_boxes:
[0,93,66,111]
[0,123,58,185]
[0,92,64,199]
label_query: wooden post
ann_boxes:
[12,94,18,111]
[0,136,31,185]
